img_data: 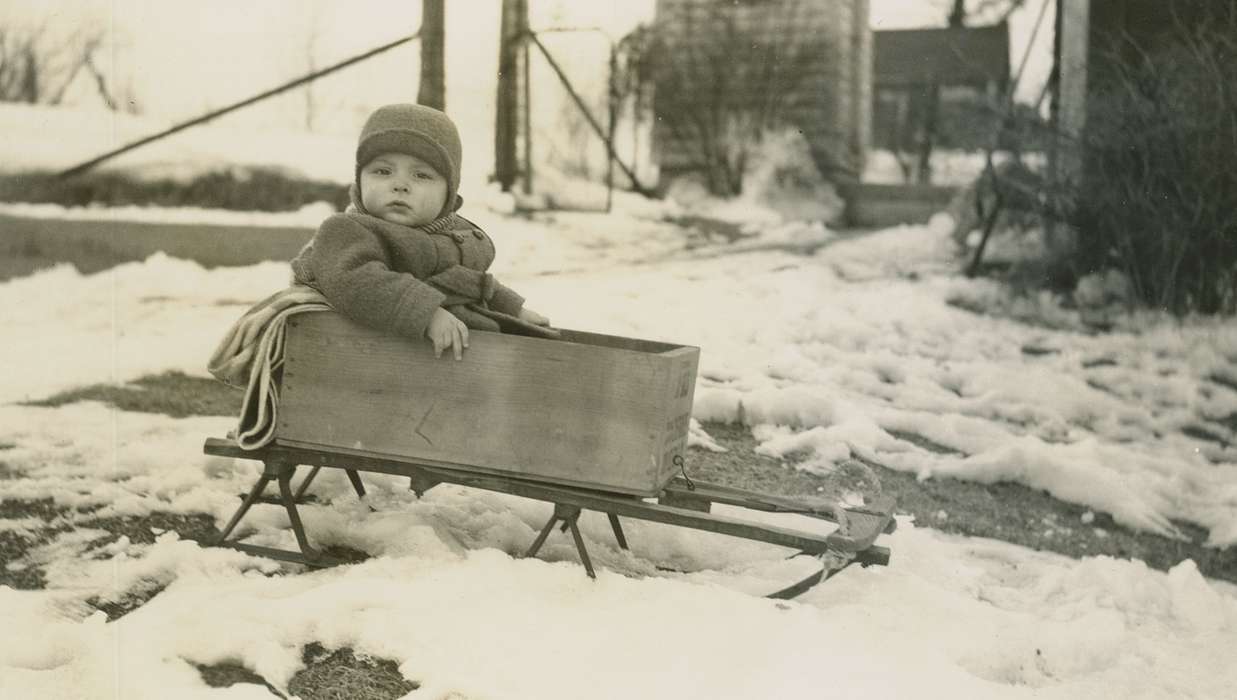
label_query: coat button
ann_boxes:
[451,231,466,243]
[472,229,485,239]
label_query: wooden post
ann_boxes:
[1056,0,1090,183]
[418,0,446,109]
[521,18,533,195]
[948,0,966,27]
[915,80,940,184]
[494,0,525,191]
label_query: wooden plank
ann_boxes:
[654,346,699,487]
[278,313,699,495]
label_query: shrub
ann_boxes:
[0,167,349,212]
[1074,15,1237,315]
[636,1,830,197]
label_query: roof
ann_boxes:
[874,24,1010,88]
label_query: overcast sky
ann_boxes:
[7,0,1053,150]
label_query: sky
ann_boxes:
[0,0,1056,192]
[10,0,1054,127]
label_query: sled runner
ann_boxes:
[204,313,895,598]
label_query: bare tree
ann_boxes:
[0,20,108,105]
[637,1,826,197]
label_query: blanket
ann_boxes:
[207,284,331,449]
[207,278,559,451]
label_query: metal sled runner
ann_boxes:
[204,312,895,597]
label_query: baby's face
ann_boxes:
[359,152,447,227]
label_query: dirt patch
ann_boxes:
[197,660,287,698]
[25,371,242,418]
[79,511,220,551]
[688,422,1237,584]
[87,579,169,622]
[0,498,76,590]
[886,429,967,458]
[287,643,419,700]
[0,502,219,592]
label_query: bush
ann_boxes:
[637,1,830,197]
[1074,16,1237,315]
[0,167,349,212]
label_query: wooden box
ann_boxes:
[277,312,699,496]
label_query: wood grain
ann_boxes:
[278,313,699,495]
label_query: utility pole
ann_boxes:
[495,0,527,191]
[948,0,966,26]
[418,0,445,109]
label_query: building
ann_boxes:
[650,0,871,191]
[871,24,1010,157]
[1054,0,1231,181]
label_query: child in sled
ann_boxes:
[209,104,554,448]
[291,102,554,359]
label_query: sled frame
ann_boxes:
[204,437,895,597]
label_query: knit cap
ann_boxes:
[355,103,463,218]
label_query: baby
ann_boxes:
[291,103,552,359]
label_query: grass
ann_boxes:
[193,643,420,700]
[286,644,419,700]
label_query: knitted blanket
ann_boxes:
[207,275,558,451]
[207,284,331,450]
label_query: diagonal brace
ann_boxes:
[277,466,320,561]
[292,465,367,502]
[525,503,595,578]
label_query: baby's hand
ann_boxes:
[426,307,469,360]
[518,307,551,327]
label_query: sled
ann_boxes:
[204,313,895,598]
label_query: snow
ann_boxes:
[863,149,1050,186]
[3,104,1237,698]
[0,201,337,228]
[0,102,356,183]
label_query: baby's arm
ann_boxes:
[297,215,447,339]
[484,278,549,326]
[487,280,525,317]
[518,307,551,326]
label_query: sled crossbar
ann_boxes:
[204,437,894,595]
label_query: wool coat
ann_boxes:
[291,205,527,340]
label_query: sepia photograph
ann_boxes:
[0,0,1234,697]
